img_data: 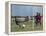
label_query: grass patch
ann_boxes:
[11,20,43,32]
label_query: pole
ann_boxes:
[33,17,34,30]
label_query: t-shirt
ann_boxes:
[35,15,41,21]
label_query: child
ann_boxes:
[35,12,41,26]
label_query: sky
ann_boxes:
[11,4,43,16]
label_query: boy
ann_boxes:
[35,12,41,26]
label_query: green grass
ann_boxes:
[11,20,43,32]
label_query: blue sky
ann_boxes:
[11,4,43,16]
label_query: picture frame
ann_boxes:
[5,1,45,35]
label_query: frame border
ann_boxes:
[5,1,45,35]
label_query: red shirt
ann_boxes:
[35,16,41,21]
